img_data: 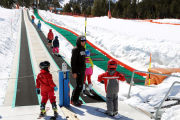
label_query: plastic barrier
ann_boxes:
[59,66,70,107]
[145,68,180,85]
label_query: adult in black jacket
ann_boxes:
[70,35,86,106]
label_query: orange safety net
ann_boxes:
[145,68,180,85]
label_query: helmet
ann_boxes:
[50,116,56,120]
[85,50,90,56]
[107,59,117,70]
[55,36,58,39]
[39,61,50,70]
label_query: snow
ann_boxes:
[1,6,180,119]
[0,7,21,107]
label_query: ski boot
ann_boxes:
[113,111,118,116]
[39,103,46,117]
[82,84,86,95]
[105,110,114,116]
[70,100,82,106]
[88,84,93,95]
[52,102,58,118]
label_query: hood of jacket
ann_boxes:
[49,29,52,33]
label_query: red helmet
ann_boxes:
[107,59,118,69]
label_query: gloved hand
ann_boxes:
[36,88,40,94]
[54,86,58,91]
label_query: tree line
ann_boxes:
[1,0,180,19]
[63,0,180,19]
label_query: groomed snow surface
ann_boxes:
[1,7,180,119]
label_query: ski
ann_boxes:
[95,108,122,119]
[37,107,50,119]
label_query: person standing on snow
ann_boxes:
[37,20,41,31]
[82,50,94,95]
[52,36,59,55]
[70,35,86,106]
[31,15,35,23]
[97,59,125,116]
[47,29,54,48]
[36,61,58,118]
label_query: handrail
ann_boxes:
[127,70,180,119]
[155,81,180,119]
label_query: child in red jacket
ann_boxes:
[36,61,58,118]
[98,59,125,116]
[47,29,54,48]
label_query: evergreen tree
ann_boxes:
[73,4,81,14]
[87,6,91,15]
[82,5,87,14]
[63,3,71,12]
[91,0,102,16]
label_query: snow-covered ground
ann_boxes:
[0,7,21,107]
[1,7,180,119]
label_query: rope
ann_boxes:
[0,70,61,81]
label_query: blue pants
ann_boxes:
[31,19,34,23]
[37,26,41,30]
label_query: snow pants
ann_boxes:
[37,26,41,30]
[106,93,118,112]
[41,91,56,104]
[53,47,59,53]
[71,72,85,102]
[84,75,92,84]
[31,19,34,23]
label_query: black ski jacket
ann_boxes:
[53,38,59,48]
[71,36,86,74]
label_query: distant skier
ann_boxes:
[97,59,125,116]
[82,50,94,95]
[37,20,41,31]
[47,29,54,48]
[36,61,58,118]
[31,15,35,23]
[52,36,59,55]
[70,35,86,106]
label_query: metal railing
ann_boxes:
[127,70,180,120]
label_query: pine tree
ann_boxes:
[87,6,91,15]
[63,3,71,12]
[91,0,102,16]
[73,4,81,14]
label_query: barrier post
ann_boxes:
[59,62,70,107]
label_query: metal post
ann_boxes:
[127,71,135,99]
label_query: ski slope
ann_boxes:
[1,6,180,119]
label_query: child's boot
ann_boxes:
[82,84,86,94]
[52,102,58,118]
[88,84,93,93]
[105,110,114,116]
[39,103,46,117]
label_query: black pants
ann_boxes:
[71,72,85,102]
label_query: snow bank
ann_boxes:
[0,8,21,107]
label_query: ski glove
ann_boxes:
[54,86,58,91]
[36,88,40,94]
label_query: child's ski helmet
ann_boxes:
[50,116,56,120]
[107,59,117,70]
[85,50,90,56]
[55,36,58,39]
[39,61,50,70]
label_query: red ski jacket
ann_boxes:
[36,70,56,92]
[98,71,125,93]
[31,15,35,20]
[47,29,54,40]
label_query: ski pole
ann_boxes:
[148,53,151,85]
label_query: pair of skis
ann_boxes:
[95,108,122,119]
[37,107,58,119]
